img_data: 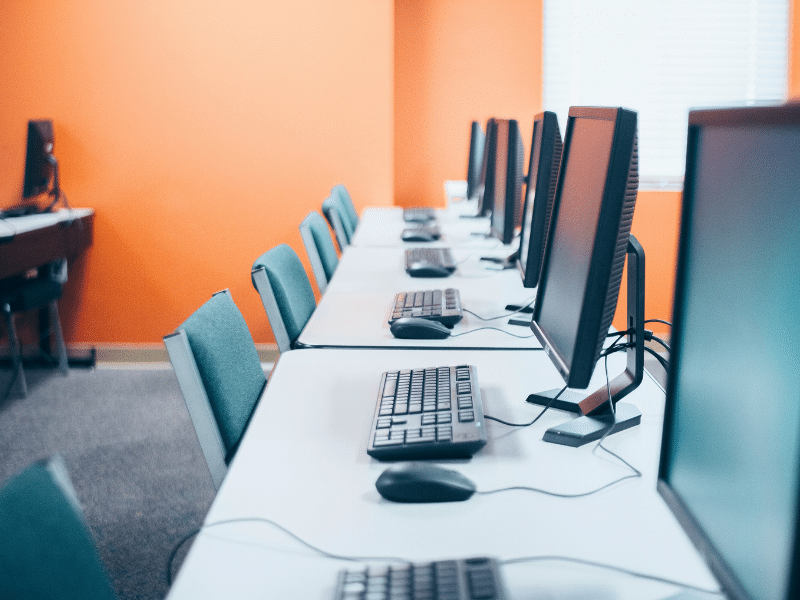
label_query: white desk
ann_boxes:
[350,206,508,249]
[297,246,542,349]
[167,349,717,600]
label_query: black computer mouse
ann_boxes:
[375,463,476,503]
[401,230,436,242]
[390,318,451,340]
[407,262,453,278]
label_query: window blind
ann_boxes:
[543,0,788,187]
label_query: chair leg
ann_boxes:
[3,303,27,398]
[49,300,69,375]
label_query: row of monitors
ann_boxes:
[465,102,800,600]
[466,107,640,392]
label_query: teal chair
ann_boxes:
[299,211,339,294]
[322,194,355,252]
[330,184,359,231]
[164,289,266,490]
[251,244,316,353]
[0,455,117,600]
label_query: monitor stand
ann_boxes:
[526,236,646,447]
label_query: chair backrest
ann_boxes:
[0,455,117,600]
[330,184,359,230]
[251,244,316,353]
[321,194,354,251]
[164,289,266,489]
[299,211,339,294]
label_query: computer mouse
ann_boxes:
[390,318,451,340]
[375,463,476,503]
[401,230,436,242]
[407,262,453,278]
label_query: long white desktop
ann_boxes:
[166,348,717,600]
[297,245,542,350]
[349,205,507,249]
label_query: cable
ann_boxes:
[462,296,535,321]
[644,318,672,328]
[167,516,722,597]
[649,335,671,354]
[484,384,568,427]
[449,326,535,339]
[477,473,640,499]
[499,555,723,596]
[167,516,414,585]
[644,346,670,372]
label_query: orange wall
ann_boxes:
[394,0,542,208]
[0,0,394,345]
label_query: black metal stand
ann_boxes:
[526,236,645,447]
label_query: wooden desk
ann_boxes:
[0,209,94,279]
[0,208,95,364]
[166,349,717,599]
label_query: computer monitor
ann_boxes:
[528,106,640,446]
[517,111,563,288]
[658,103,800,600]
[466,121,486,201]
[489,119,525,246]
[476,118,497,217]
[22,120,60,209]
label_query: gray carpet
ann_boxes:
[0,365,217,600]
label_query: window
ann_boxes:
[544,0,789,187]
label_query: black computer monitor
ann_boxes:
[22,120,59,206]
[476,119,497,217]
[489,119,525,246]
[658,103,800,600]
[517,111,562,288]
[466,121,486,201]
[528,106,640,446]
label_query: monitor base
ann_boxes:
[542,402,641,447]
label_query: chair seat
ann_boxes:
[0,277,63,312]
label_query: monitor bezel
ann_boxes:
[476,119,497,217]
[517,111,562,288]
[657,102,800,600]
[490,119,525,246]
[530,106,638,389]
[466,121,486,201]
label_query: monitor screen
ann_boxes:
[466,121,486,201]
[22,120,55,200]
[518,111,562,288]
[658,103,800,600]
[489,119,525,245]
[531,107,638,389]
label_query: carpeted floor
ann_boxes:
[0,365,217,600]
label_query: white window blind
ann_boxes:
[543,0,788,187]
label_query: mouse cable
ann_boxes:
[462,297,536,321]
[449,326,535,339]
[484,384,567,427]
[167,515,722,598]
[499,555,723,597]
[166,515,414,585]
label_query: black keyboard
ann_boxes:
[389,289,462,327]
[333,557,507,600]
[403,207,437,223]
[401,225,442,242]
[405,248,457,276]
[367,365,487,460]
